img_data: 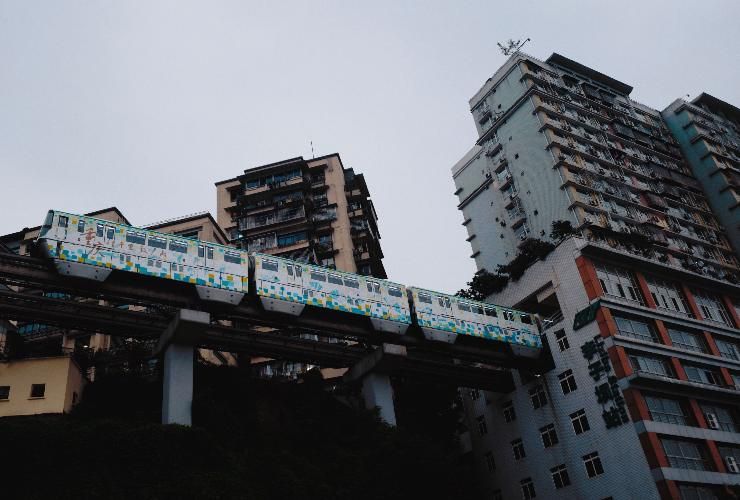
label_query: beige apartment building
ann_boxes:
[215,153,386,278]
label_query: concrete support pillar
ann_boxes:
[162,343,194,426]
[361,372,396,426]
[157,309,210,427]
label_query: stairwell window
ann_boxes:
[558,370,578,395]
[529,385,547,409]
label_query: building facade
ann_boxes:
[215,153,386,278]
[452,52,738,284]
[662,94,740,258]
[453,52,740,499]
[460,238,740,499]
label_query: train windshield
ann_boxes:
[39,211,54,237]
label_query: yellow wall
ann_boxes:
[0,356,86,417]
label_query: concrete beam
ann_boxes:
[362,373,396,426]
[155,309,210,355]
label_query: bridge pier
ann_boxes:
[344,343,407,427]
[156,309,210,426]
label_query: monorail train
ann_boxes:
[38,210,541,349]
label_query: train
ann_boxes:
[37,209,542,349]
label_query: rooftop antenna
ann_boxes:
[310,140,315,159]
[497,38,530,56]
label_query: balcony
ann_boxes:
[242,206,306,230]
[628,370,740,402]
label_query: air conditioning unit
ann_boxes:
[705,412,720,430]
[726,456,739,474]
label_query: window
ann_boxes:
[261,260,278,272]
[344,278,359,289]
[716,338,740,360]
[550,464,570,489]
[126,232,146,245]
[520,478,536,499]
[77,220,85,232]
[570,409,590,435]
[457,302,471,312]
[106,227,114,240]
[418,293,432,304]
[469,389,480,401]
[207,247,214,260]
[646,276,692,316]
[683,364,723,386]
[224,251,241,264]
[529,385,547,409]
[582,452,604,478]
[0,386,9,400]
[661,438,710,471]
[558,370,578,394]
[629,354,673,377]
[58,215,68,228]
[678,484,722,500]
[503,401,516,422]
[366,282,380,294]
[310,271,327,282]
[614,316,657,342]
[595,263,643,304]
[477,415,488,436]
[169,240,188,253]
[699,403,737,432]
[30,384,45,398]
[148,237,167,249]
[692,289,732,326]
[645,394,689,426]
[484,306,497,317]
[512,439,526,460]
[96,223,104,237]
[668,328,707,353]
[328,274,343,286]
[555,330,569,351]
[540,424,559,448]
[197,245,205,258]
[388,286,403,298]
[718,445,740,474]
[484,451,495,472]
[277,231,307,247]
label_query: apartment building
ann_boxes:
[460,238,740,499]
[215,153,386,278]
[453,52,740,499]
[662,94,740,258]
[453,52,738,284]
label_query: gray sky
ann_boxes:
[1,1,738,294]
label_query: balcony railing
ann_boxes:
[244,206,306,229]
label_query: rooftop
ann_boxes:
[546,52,633,96]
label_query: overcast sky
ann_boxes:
[1,1,738,294]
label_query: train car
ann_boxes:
[37,210,248,304]
[408,287,541,350]
[253,253,411,334]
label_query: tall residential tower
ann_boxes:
[453,52,740,500]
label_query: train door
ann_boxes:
[284,262,303,302]
[102,225,116,267]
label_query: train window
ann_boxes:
[156,261,162,268]
[484,307,498,318]
[388,286,403,298]
[197,245,205,258]
[224,251,241,264]
[367,282,374,293]
[373,283,381,294]
[286,264,294,277]
[419,293,432,304]
[445,297,451,309]
[344,277,360,289]
[169,240,188,253]
[77,220,85,232]
[106,227,115,240]
[311,271,327,282]
[503,310,515,321]
[126,232,145,245]
[96,224,104,237]
[148,237,167,249]
[328,274,343,286]
[261,260,278,272]
[457,302,471,312]
[295,266,302,278]
[207,247,214,260]
[147,259,154,267]
[471,305,484,315]
[58,215,68,228]
[520,314,532,325]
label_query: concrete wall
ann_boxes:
[215,179,240,236]
[0,356,85,417]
